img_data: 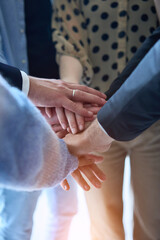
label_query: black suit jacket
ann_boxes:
[0,62,22,90]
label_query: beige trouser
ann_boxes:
[85,121,160,240]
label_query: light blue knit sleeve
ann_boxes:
[0,76,78,190]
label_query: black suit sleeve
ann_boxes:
[105,27,160,100]
[0,62,22,90]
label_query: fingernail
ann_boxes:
[71,128,77,134]
[102,93,107,98]
[67,127,70,132]
[84,185,90,191]
[64,185,68,190]
[79,125,84,131]
[101,99,106,104]
[62,123,67,130]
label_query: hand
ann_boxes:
[38,103,98,136]
[64,119,114,155]
[53,103,100,134]
[37,107,59,126]
[28,77,106,118]
[61,154,106,191]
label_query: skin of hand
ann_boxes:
[43,55,106,132]
[38,103,100,135]
[37,107,59,126]
[64,119,114,156]
[28,76,106,119]
[59,119,113,190]
[54,103,101,134]
[38,109,106,190]
[61,154,106,191]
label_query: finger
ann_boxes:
[38,107,60,125]
[56,107,68,130]
[65,109,78,134]
[84,103,99,107]
[90,164,106,181]
[85,106,101,114]
[66,83,106,99]
[71,89,106,106]
[84,116,96,122]
[72,102,85,131]
[75,114,85,131]
[56,129,68,139]
[51,124,63,132]
[63,99,94,118]
[45,107,53,118]
[78,154,104,167]
[79,166,102,188]
[67,127,71,133]
[71,169,90,191]
[37,107,46,116]
[45,108,59,125]
[60,179,70,191]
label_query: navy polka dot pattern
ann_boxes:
[52,0,158,92]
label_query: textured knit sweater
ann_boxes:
[0,76,78,191]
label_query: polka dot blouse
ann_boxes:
[52,0,158,92]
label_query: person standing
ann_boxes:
[0,1,85,239]
[52,1,160,239]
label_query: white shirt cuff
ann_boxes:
[20,71,30,95]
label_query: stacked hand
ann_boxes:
[28,76,109,191]
[61,154,106,191]
[29,76,106,117]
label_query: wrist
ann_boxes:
[62,77,79,84]
[87,119,114,152]
[65,131,87,156]
[28,76,39,102]
[60,55,83,84]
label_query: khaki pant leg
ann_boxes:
[85,141,127,240]
[129,121,160,240]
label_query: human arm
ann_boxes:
[0,62,106,118]
[98,40,160,141]
[51,0,99,132]
[0,76,107,191]
[52,0,93,85]
[61,154,106,191]
[64,40,160,154]
[0,76,78,190]
[52,0,102,132]
[55,55,95,134]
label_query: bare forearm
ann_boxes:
[60,55,83,83]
